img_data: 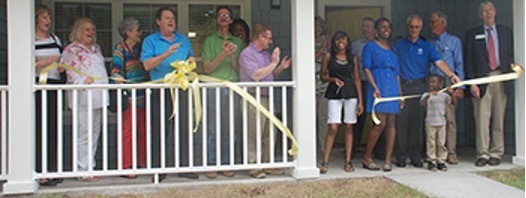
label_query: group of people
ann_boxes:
[35,5,291,185]
[316,0,513,173]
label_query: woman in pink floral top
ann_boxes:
[61,17,107,182]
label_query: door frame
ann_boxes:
[317,0,391,20]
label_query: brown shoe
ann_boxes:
[221,171,235,177]
[447,156,459,165]
[249,169,266,179]
[205,171,217,179]
[263,168,285,175]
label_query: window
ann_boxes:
[54,3,112,57]
[49,0,249,61]
[188,5,240,57]
[123,4,178,42]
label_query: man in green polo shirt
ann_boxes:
[202,5,243,179]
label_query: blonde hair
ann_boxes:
[35,5,52,20]
[252,23,272,41]
[69,17,95,43]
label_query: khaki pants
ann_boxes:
[445,102,457,158]
[247,97,275,163]
[473,79,507,160]
[426,125,447,164]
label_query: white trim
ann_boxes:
[317,0,391,20]
[4,0,38,194]
[292,0,319,179]
[513,0,525,167]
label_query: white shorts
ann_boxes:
[327,98,358,124]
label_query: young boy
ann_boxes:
[420,74,456,171]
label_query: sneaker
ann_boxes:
[78,176,101,182]
[221,171,235,177]
[263,168,285,175]
[437,163,448,171]
[249,169,266,179]
[205,171,217,179]
[427,162,437,171]
[446,156,459,165]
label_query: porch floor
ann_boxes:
[19,146,524,197]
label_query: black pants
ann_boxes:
[150,88,190,168]
[35,79,62,173]
[395,81,426,163]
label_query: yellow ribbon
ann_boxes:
[371,64,524,125]
[41,58,333,157]
[159,59,202,133]
[159,59,298,156]
[199,75,299,156]
[38,62,126,84]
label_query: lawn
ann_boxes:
[478,168,525,190]
[25,177,426,198]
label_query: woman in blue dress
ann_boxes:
[361,18,402,172]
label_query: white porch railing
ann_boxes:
[0,86,8,181]
[32,82,295,182]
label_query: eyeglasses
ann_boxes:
[217,13,231,18]
[262,34,273,41]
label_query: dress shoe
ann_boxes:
[249,169,266,179]
[178,173,199,179]
[446,156,459,165]
[488,158,500,166]
[395,161,406,167]
[427,162,437,171]
[437,163,448,171]
[475,158,488,167]
[205,171,217,179]
[411,161,423,168]
[221,171,235,177]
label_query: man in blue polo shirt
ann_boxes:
[428,11,465,165]
[393,15,460,168]
[141,6,197,181]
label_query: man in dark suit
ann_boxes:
[464,1,513,167]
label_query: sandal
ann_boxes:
[39,178,63,186]
[362,161,380,171]
[383,163,392,172]
[319,162,329,174]
[120,174,138,179]
[344,161,354,172]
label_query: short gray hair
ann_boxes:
[479,1,496,17]
[118,17,140,39]
[406,15,423,27]
[431,11,448,26]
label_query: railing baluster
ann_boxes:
[282,86,288,163]
[102,90,108,171]
[160,88,166,169]
[269,86,275,164]
[132,88,137,170]
[215,87,220,166]
[57,89,63,173]
[256,86,261,165]
[229,88,234,166]
[242,87,248,165]
[202,87,208,167]
[72,90,78,173]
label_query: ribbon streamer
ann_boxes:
[40,60,299,156]
[371,64,523,125]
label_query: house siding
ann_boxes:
[390,0,515,154]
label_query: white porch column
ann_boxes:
[3,0,38,194]
[291,0,319,179]
[513,0,525,166]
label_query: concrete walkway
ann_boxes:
[17,147,526,197]
[387,170,524,198]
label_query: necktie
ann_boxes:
[487,27,498,70]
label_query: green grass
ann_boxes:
[478,168,525,190]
